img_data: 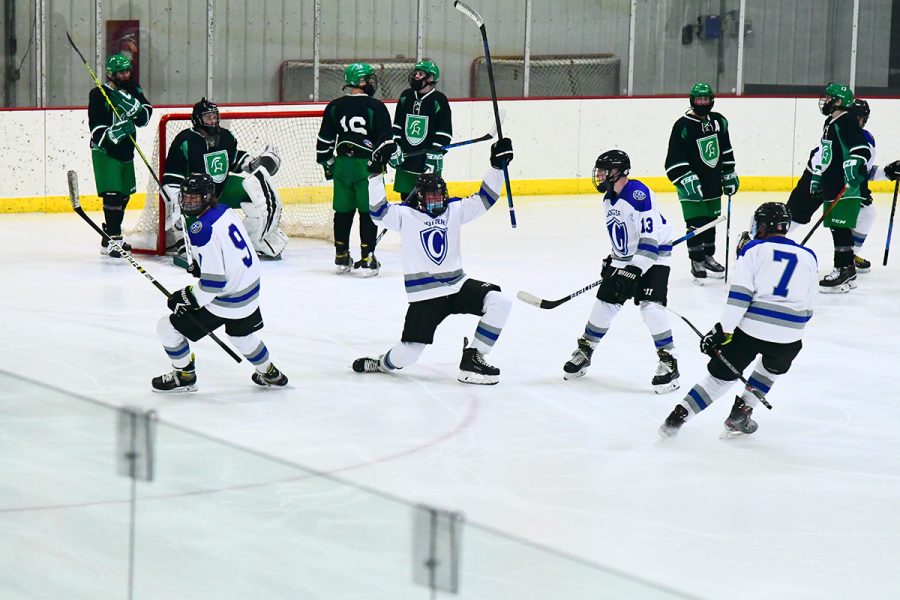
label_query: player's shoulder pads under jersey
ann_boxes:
[739,236,817,263]
[187,203,228,247]
[616,180,653,212]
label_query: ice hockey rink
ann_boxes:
[1,191,898,600]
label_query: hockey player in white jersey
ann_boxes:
[152,173,288,392]
[351,138,515,384]
[562,150,680,393]
[660,202,816,438]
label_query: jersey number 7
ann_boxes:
[772,250,798,297]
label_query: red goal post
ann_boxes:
[128,109,331,255]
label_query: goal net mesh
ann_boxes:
[127,110,333,255]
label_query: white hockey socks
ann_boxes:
[157,316,193,369]
[229,334,273,372]
[852,202,877,250]
[639,301,675,353]
[740,359,781,409]
[582,300,621,346]
[382,342,427,370]
[679,374,734,420]
[470,291,512,354]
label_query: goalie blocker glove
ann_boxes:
[167,286,199,316]
[490,138,514,169]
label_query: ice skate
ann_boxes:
[151,355,197,393]
[457,337,499,385]
[702,255,725,279]
[563,337,594,380]
[819,265,857,293]
[690,260,707,285]
[853,254,871,274]
[251,363,288,386]
[335,241,353,274]
[721,397,758,438]
[354,254,380,277]
[651,349,680,393]
[658,405,688,438]
[352,356,388,373]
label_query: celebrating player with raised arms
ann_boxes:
[152,173,288,392]
[562,150,680,393]
[316,63,393,275]
[351,138,515,385]
[161,98,288,261]
[390,59,453,201]
[665,82,737,282]
[659,203,816,438]
[88,53,152,257]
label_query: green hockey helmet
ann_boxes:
[410,59,440,91]
[689,82,715,116]
[344,62,377,95]
[106,54,132,78]
[819,82,854,115]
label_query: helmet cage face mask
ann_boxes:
[422,189,446,216]
[592,164,621,193]
[182,192,208,217]
[361,74,378,96]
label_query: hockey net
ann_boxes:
[127,110,332,255]
[279,58,416,102]
[471,54,621,97]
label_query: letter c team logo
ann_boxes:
[420,226,448,265]
[607,219,628,255]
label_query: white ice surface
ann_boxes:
[1,192,898,600]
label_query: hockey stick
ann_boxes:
[724,193,732,282]
[800,186,847,246]
[68,170,243,364]
[66,31,195,269]
[883,179,898,266]
[454,0,517,228]
[664,306,772,410]
[517,215,725,310]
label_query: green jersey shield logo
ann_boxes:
[697,134,720,168]
[204,150,229,183]
[819,140,833,171]
[405,114,429,146]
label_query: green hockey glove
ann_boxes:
[722,171,740,195]
[809,173,823,199]
[424,152,444,174]
[320,158,334,181]
[388,145,404,168]
[107,119,136,145]
[109,88,142,120]
[676,172,703,200]
[843,156,865,187]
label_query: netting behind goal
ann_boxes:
[471,54,621,97]
[279,58,417,102]
[127,110,332,255]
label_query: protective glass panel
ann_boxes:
[1,0,37,106]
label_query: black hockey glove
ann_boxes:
[369,138,397,174]
[186,259,201,278]
[699,323,732,357]
[320,159,334,181]
[884,160,900,181]
[610,265,642,305]
[490,137,514,169]
[167,286,199,316]
[601,255,615,280]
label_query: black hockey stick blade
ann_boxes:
[516,280,601,310]
[65,30,89,64]
[453,0,484,26]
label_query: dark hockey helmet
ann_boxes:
[689,82,715,116]
[180,173,216,217]
[819,82,854,116]
[592,150,631,193]
[750,202,791,239]
[411,172,449,217]
[850,98,870,127]
[192,97,220,135]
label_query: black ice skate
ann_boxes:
[251,364,289,386]
[563,337,594,380]
[819,265,857,293]
[690,259,707,284]
[722,397,758,438]
[101,224,132,258]
[458,337,499,385]
[352,356,388,373]
[652,349,680,394]
[151,356,197,393]
[854,254,871,274]
[658,405,688,438]
[353,254,380,277]
[702,255,726,279]
[335,241,353,274]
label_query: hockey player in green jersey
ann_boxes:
[390,59,453,201]
[88,53,152,257]
[316,63,393,276]
[665,82,738,282]
[814,83,872,293]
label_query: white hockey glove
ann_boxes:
[162,183,183,231]
[249,145,281,176]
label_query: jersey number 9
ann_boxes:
[228,223,254,267]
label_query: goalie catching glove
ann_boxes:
[168,286,199,316]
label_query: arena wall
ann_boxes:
[2,96,898,213]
